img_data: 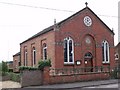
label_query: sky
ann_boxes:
[0,0,119,62]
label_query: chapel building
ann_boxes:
[13,5,115,72]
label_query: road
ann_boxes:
[84,83,119,88]
[66,84,119,90]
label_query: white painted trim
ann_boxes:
[102,40,110,64]
[64,37,74,64]
[25,51,27,66]
[43,45,47,60]
[115,53,119,60]
[32,48,36,67]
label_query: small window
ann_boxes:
[84,52,92,58]
[43,43,47,60]
[32,47,36,66]
[24,50,27,66]
[115,53,119,60]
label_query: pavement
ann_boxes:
[25,79,119,89]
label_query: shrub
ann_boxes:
[19,66,38,71]
[38,59,51,70]
[8,72,20,82]
[2,61,8,75]
[0,61,9,76]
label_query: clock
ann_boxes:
[84,16,92,26]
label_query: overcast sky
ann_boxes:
[0,0,119,62]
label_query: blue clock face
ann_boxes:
[84,16,92,26]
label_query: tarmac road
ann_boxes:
[84,83,119,88]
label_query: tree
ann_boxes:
[0,62,2,71]
[2,61,8,75]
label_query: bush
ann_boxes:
[2,61,8,75]
[1,71,9,76]
[19,66,38,71]
[8,72,20,82]
[38,59,51,70]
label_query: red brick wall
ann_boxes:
[20,7,115,71]
[43,67,110,85]
[48,73,109,85]
[115,43,120,67]
[20,67,111,86]
[20,30,56,68]
[21,70,43,87]
[54,8,115,69]
[13,55,20,72]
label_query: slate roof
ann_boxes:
[13,52,20,57]
[20,25,54,44]
[116,42,120,47]
[20,7,114,44]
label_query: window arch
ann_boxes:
[84,52,93,58]
[64,37,74,64]
[32,47,36,66]
[102,40,110,63]
[24,50,27,66]
[43,43,47,60]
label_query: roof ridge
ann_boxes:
[20,6,114,45]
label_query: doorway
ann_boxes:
[84,52,93,72]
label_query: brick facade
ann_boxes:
[14,6,115,73]
[54,7,115,69]
[115,42,120,67]
[13,52,20,72]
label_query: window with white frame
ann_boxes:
[64,37,74,64]
[115,53,119,60]
[24,50,27,66]
[102,40,110,63]
[43,43,47,60]
[32,47,36,66]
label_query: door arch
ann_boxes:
[84,52,93,72]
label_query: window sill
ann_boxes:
[102,62,110,65]
[64,62,74,66]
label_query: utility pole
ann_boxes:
[118,1,120,42]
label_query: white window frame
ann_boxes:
[102,40,110,63]
[64,37,74,64]
[32,48,36,67]
[115,53,119,60]
[24,50,27,66]
[43,44,47,60]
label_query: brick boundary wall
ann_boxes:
[48,73,110,85]
[20,70,43,87]
[2,76,11,81]
[21,67,111,87]
[43,67,110,85]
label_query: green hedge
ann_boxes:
[19,59,51,71]
[19,66,38,71]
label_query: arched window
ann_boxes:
[102,40,110,63]
[32,47,36,66]
[43,43,47,60]
[84,52,92,58]
[64,37,74,64]
[24,50,27,66]
[115,53,119,60]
